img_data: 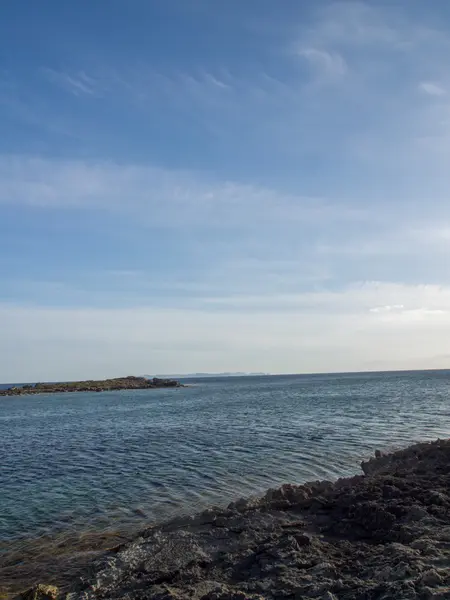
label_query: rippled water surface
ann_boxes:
[1,371,450,592]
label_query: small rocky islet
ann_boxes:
[0,376,182,397]
[12,439,450,600]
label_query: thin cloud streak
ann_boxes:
[0,155,369,227]
[41,68,102,97]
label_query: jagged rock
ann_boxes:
[420,569,443,587]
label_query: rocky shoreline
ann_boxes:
[11,439,450,599]
[0,376,182,397]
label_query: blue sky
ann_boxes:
[1,0,450,381]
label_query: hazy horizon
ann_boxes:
[3,366,450,387]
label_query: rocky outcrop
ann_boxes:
[14,585,58,600]
[12,439,450,599]
[0,376,182,397]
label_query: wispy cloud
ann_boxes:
[302,1,423,50]
[42,66,235,110]
[5,2,444,175]
[419,81,446,96]
[0,77,84,140]
[41,68,102,97]
[2,153,450,303]
[0,155,368,227]
[298,48,347,80]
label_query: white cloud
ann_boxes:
[419,81,446,96]
[199,281,450,313]
[369,304,404,313]
[298,48,347,79]
[369,304,446,322]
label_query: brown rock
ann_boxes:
[15,584,59,600]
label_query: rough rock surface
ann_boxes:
[17,585,59,600]
[0,376,181,397]
[15,440,450,599]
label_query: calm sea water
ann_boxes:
[1,371,450,546]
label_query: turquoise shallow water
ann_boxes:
[1,371,450,544]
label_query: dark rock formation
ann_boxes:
[13,439,450,599]
[0,376,182,397]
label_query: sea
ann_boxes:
[1,370,450,593]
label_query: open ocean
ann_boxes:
[1,370,450,592]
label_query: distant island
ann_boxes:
[0,376,182,397]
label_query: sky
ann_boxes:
[1,0,450,381]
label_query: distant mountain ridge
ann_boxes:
[145,372,270,379]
